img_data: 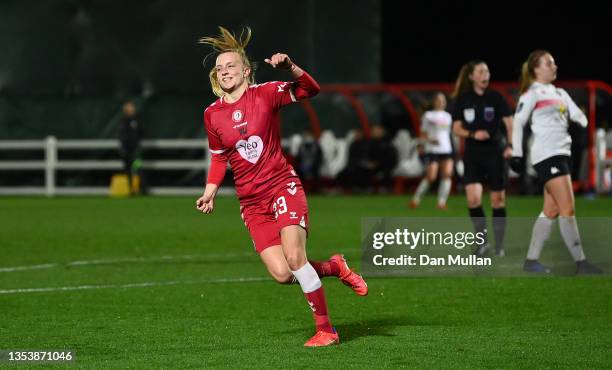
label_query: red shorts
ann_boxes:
[240,181,309,253]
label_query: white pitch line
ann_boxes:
[0,249,362,273]
[0,252,254,273]
[0,277,270,295]
[0,263,58,272]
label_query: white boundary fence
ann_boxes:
[1,131,610,196]
[0,137,214,196]
[596,128,612,192]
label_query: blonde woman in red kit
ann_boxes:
[196,27,368,347]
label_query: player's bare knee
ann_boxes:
[271,270,294,284]
[266,263,293,284]
[492,199,505,208]
[442,167,454,178]
[284,253,306,271]
[490,193,505,208]
[558,207,575,217]
[285,258,303,271]
[542,208,559,219]
[467,198,481,208]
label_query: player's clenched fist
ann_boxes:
[264,53,293,70]
[196,193,215,214]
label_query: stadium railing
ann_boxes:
[308,80,611,192]
[0,137,213,196]
[1,81,609,196]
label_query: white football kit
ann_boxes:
[421,110,453,154]
[512,81,587,164]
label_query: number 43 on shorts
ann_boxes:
[273,196,287,219]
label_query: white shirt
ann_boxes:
[512,82,587,164]
[421,110,453,154]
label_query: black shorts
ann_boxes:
[533,155,571,184]
[463,148,508,191]
[423,153,453,164]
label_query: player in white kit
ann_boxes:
[511,50,602,274]
[411,92,454,209]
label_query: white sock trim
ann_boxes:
[538,211,557,220]
[291,262,322,293]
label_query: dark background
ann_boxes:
[382,2,611,83]
[0,0,609,141]
[1,0,610,188]
[0,0,381,140]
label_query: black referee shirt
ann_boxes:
[452,89,512,149]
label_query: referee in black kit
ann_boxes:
[451,60,513,257]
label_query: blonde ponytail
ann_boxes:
[519,61,533,94]
[198,26,255,97]
[519,49,549,94]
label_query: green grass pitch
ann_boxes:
[1,195,611,368]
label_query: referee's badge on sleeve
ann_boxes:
[463,108,475,123]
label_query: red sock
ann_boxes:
[304,286,333,333]
[309,259,340,277]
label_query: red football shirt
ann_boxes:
[204,79,304,206]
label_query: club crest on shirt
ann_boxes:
[235,135,263,164]
[231,110,243,123]
[484,107,495,122]
[559,104,566,114]
[463,108,475,123]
